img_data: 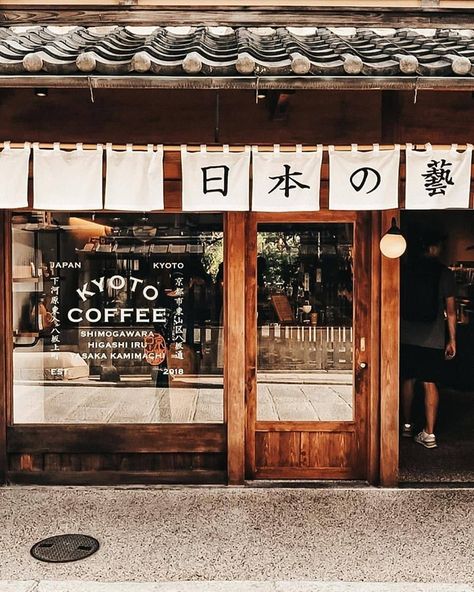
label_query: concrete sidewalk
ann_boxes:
[2,581,473,591]
[0,487,472,585]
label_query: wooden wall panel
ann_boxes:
[8,452,226,484]
[255,430,356,470]
[396,91,474,143]
[0,89,382,146]
[3,89,474,147]
[7,425,227,484]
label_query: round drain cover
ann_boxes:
[31,534,99,563]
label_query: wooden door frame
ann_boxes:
[245,210,373,481]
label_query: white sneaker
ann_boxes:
[415,430,438,449]
[402,423,413,438]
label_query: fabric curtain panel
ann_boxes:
[405,144,473,210]
[0,142,30,208]
[33,143,103,210]
[105,144,164,211]
[329,144,400,210]
[251,145,322,212]
[181,145,251,212]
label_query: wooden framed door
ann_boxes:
[245,211,371,480]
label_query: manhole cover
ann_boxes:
[30,534,99,563]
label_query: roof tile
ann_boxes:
[0,25,473,77]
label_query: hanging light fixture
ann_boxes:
[380,217,407,259]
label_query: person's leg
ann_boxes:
[422,381,439,435]
[401,378,416,425]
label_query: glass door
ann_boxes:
[246,213,371,480]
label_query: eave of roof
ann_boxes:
[2,25,474,86]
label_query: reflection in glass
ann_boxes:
[12,212,224,424]
[257,223,354,422]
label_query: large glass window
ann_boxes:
[12,212,224,424]
[257,223,354,422]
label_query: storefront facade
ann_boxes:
[1,5,474,487]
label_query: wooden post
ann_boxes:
[245,214,257,480]
[368,211,381,485]
[380,209,400,487]
[0,212,11,483]
[224,212,246,485]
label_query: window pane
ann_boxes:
[12,212,224,424]
[257,223,354,421]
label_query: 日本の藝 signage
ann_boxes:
[251,145,322,212]
[2,141,474,211]
[328,144,400,211]
[405,144,473,210]
[181,145,251,211]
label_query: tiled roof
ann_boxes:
[1,25,474,77]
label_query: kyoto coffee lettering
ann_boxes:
[422,159,454,197]
[69,274,165,324]
[350,167,381,194]
[202,165,230,196]
[268,164,310,198]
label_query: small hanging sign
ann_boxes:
[405,143,472,210]
[251,145,322,212]
[181,145,250,212]
[329,144,400,210]
[0,142,31,208]
[33,143,103,210]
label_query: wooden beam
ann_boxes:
[1,5,474,28]
[8,469,227,486]
[7,424,226,453]
[379,210,400,487]
[2,75,474,92]
[255,421,356,432]
[225,212,246,485]
[255,467,359,480]
[268,91,293,123]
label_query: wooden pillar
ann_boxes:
[244,213,257,480]
[0,212,11,483]
[224,212,246,485]
[368,211,381,484]
[380,209,400,487]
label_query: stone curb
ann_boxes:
[1,581,472,592]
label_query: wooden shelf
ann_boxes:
[13,277,40,283]
[13,332,40,338]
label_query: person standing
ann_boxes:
[400,232,457,449]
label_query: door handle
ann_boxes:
[359,362,367,369]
